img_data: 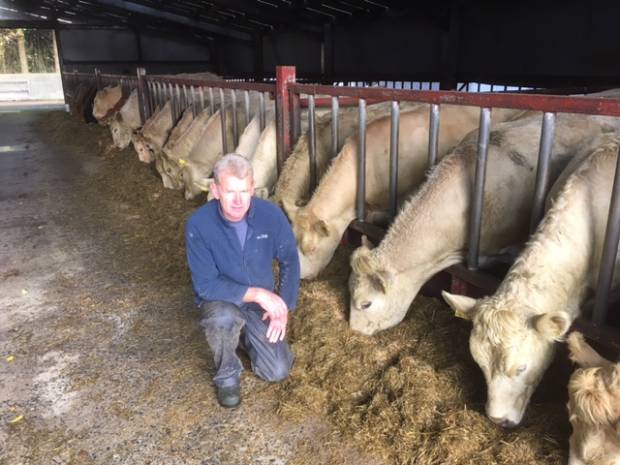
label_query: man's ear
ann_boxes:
[210,180,221,199]
[441,291,478,321]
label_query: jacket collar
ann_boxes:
[216,197,256,226]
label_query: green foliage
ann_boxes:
[0,28,57,74]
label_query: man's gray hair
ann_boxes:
[213,153,253,184]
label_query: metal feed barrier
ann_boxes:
[63,66,620,352]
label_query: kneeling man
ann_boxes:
[185,154,300,408]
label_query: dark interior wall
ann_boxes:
[58,29,214,75]
[212,38,255,76]
[263,31,322,76]
[459,2,620,85]
[333,15,444,79]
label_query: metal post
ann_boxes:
[308,94,317,193]
[356,99,367,221]
[428,104,440,167]
[190,86,196,117]
[175,84,181,120]
[219,88,229,154]
[275,66,296,173]
[230,89,238,146]
[199,87,205,113]
[209,87,215,115]
[244,90,250,127]
[529,112,556,233]
[259,92,266,131]
[389,101,400,219]
[168,83,174,117]
[292,92,301,144]
[331,96,339,157]
[592,146,620,325]
[136,67,147,125]
[466,107,492,270]
[94,67,102,90]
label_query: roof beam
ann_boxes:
[93,0,253,40]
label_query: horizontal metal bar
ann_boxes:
[300,97,386,108]
[146,76,275,93]
[288,83,620,117]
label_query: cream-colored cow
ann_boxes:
[295,105,525,279]
[273,103,410,219]
[442,134,620,428]
[92,85,123,124]
[133,101,175,166]
[566,332,620,465]
[109,89,142,149]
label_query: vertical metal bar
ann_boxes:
[230,89,238,147]
[182,85,188,111]
[190,86,196,117]
[331,96,339,157]
[259,92,266,131]
[156,82,162,108]
[199,87,205,113]
[175,84,181,119]
[529,112,556,233]
[209,87,215,115]
[168,83,174,117]
[308,94,317,193]
[466,107,492,270]
[292,92,301,143]
[94,67,102,90]
[244,90,250,128]
[428,104,440,167]
[389,101,400,219]
[592,146,620,325]
[219,88,228,154]
[135,67,147,125]
[275,66,296,173]
[356,98,367,221]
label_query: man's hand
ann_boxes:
[243,287,287,320]
[263,311,288,343]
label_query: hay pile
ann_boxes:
[279,247,569,465]
[37,111,570,465]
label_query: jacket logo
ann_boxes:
[256,234,269,240]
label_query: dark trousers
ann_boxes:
[199,300,294,387]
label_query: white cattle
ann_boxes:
[157,108,211,190]
[272,103,416,220]
[109,89,141,149]
[132,101,174,164]
[294,104,525,279]
[92,85,123,124]
[442,134,620,427]
[180,104,246,199]
[566,332,620,465]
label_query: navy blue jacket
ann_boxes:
[185,197,300,311]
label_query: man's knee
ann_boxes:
[254,351,292,383]
[200,301,244,332]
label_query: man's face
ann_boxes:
[211,172,254,222]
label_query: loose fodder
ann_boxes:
[278,246,569,465]
[36,111,570,465]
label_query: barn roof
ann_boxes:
[0,0,450,41]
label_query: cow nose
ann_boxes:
[489,416,517,429]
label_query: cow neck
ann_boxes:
[102,93,129,122]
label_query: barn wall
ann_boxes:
[57,29,214,75]
[459,2,620,86]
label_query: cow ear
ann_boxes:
[441,291,478,321]
[361,235,374,249]
[374,268,394,294]
[313,220,329,237]
[534,311,571,342]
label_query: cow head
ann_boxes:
[442,291,571,427]
[348,242,410,335]
[110,115,133,149]
[566,332,620,465]
[292,211,342,279]
[131,134,156,164]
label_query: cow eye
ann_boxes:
[360,301,372,310]
[516,364,527,375]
